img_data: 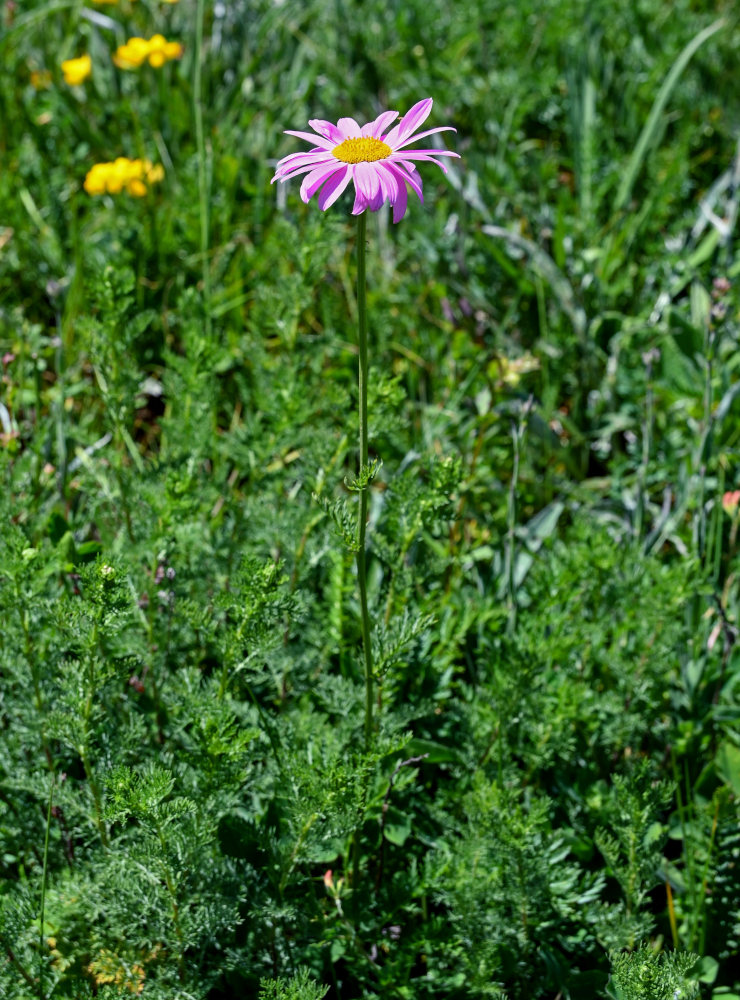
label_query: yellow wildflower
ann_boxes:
[113,37,151,69]
[83,164,109,196]
[146,163,165,184]
[147,34,184,67]
[113,35,183,69]
[61,54,92,86]
[83,158,164,197]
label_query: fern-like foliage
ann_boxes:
[593,760,673,950]
[259,968,329,1000]
[432,776,604,998]
[606,943,700,1000]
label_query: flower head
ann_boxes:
[146,34,184,67]
[61,54,92,86]
[84,158,164,197]
[113,35,183,69]
[271,98,459,223]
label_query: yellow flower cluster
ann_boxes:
[113,35,183,69]
[84,158,164,197]
[61,54,92,86]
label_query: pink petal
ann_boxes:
[337,117,362,139]
[385,97,433,146]
[393,150,458,174]
[300,163,342,202]
[362,110,399,138]
[283,129,335,149]
[376,164,394,203]
[270,154,337,183]
[382,163,408,223]
[354,161,381,200]
[308,118,342,142]
[274,158,337,184]
[395,148,460,158]
[351,188,369,215]
[393,188,408,223]
[318,166,352,210]
[391,160,424,201]
[274,150,335,175]
[392,125,457,151]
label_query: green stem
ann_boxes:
[355,213,374,750]
[194,0,212,335]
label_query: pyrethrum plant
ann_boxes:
[432,776,605,999]
[594,763,673,951]
[606,943,700,1000]
[271,102,459,774]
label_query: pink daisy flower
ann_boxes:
[271,98,459,223]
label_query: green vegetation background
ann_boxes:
[1,0,739,998]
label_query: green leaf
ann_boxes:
[605,974,626,1000]
[690,955,719,984]
[383,805,412,847]
[614,18,725,211]
[715,742,740,796]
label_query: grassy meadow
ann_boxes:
[1,0,740,997]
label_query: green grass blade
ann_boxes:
[614,17,725,213]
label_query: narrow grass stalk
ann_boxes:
[636,350,655,541]
[194,0,212,335]
[355,212,374,750]
[665,878,679,950]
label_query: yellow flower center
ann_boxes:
[332,137,392,164]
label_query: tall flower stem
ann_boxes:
[355,212,374,750]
